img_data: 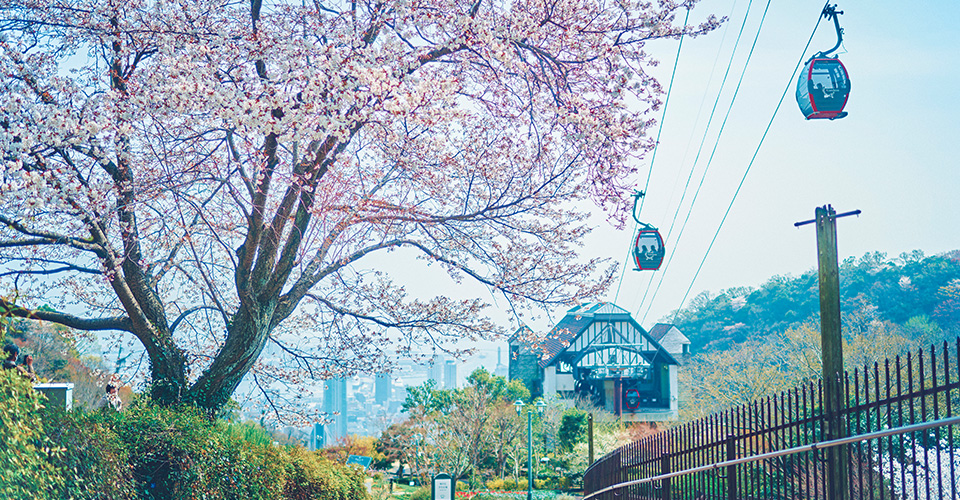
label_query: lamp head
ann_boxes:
[535,399,547,414]
[513,399,526,415]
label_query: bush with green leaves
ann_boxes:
[1,385,368,500]
[0,369,64,499]
[37,401,365,500]
[282,445,367,500]
[407,486,431,500]
[42,408,136,500]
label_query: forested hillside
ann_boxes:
[669,250,960,352]
[671,250,960,420]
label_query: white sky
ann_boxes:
[411,0,960,380]
[595,0,960,326]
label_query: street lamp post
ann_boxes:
[515,399,548,500]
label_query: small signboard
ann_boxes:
[432,473,454,500]
[345,455,373,469]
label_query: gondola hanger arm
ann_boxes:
[630,190,654,230]
[815,3,844,58]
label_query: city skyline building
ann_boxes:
[375,372,391,405]
[444,359,457,390]
[323,377,348,444]
[428,354,443,385]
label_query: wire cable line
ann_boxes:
[640,0,775,324]
[612,7,691,303]
[671,7,828,323]
[633,0,758,319]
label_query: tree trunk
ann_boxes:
[145,333,188,405]
[185,304,274,413]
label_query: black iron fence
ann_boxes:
[583,339,960,500]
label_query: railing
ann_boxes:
[583,339,960,499]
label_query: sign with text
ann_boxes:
[432,472,454,500]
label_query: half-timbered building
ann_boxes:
[509,302,683,422]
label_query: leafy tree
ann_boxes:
[395,368,533,483]
[0,0,720,417]
[557,408,588,453]
[486,400,525,480]
[401,378,454,416]
[670,250,960,352]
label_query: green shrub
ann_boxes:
[113,403,226,499]
[214,420,286,499]
[407,486,431,500]
[534,478,553,489]
[0,369,64,499]
[43,408,136,499]
[282,445,367,500]
[486,478,505,490]
[24,399,366,500]
[219,419,276,448]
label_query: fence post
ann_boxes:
[725,434,737,500]
[660,454,672,500]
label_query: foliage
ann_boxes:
[407,486,432,500]
[668,250,960,421]
[282,446,367,500]
[679,317,932,421]
[26,401,364,500]
[556,409,588,453]
[0,0,720,418]
[0,369,64,500]
[398,368,533,482]
[320,434,388,468]
[42,408,137,500]
[3,318,128,409]
[402,378,455,416]
[671,250,960,351]
[377,418,422,477]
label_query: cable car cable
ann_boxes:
[633,0,758,318]
[638,0,774,323]
[612,7,691,303]
[671,9,826,322]
[628,0,745,315]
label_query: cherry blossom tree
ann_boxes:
[0,0,720,415]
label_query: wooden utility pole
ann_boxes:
[797,204,859,500]
[816,205,844,391]
[816,205,848,500]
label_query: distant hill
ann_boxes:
[666,250,960,352]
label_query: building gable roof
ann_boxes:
[535,302,679,368]
[648,323,672,342]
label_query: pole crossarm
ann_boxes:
[794,208,861,227]
[582,415,960,500]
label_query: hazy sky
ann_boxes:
[421,0,960,379]
[590,0,960,327]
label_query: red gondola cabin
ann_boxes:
[633,229,665,271]
[796,57,850,120]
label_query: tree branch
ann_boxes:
[0,297,133,333]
